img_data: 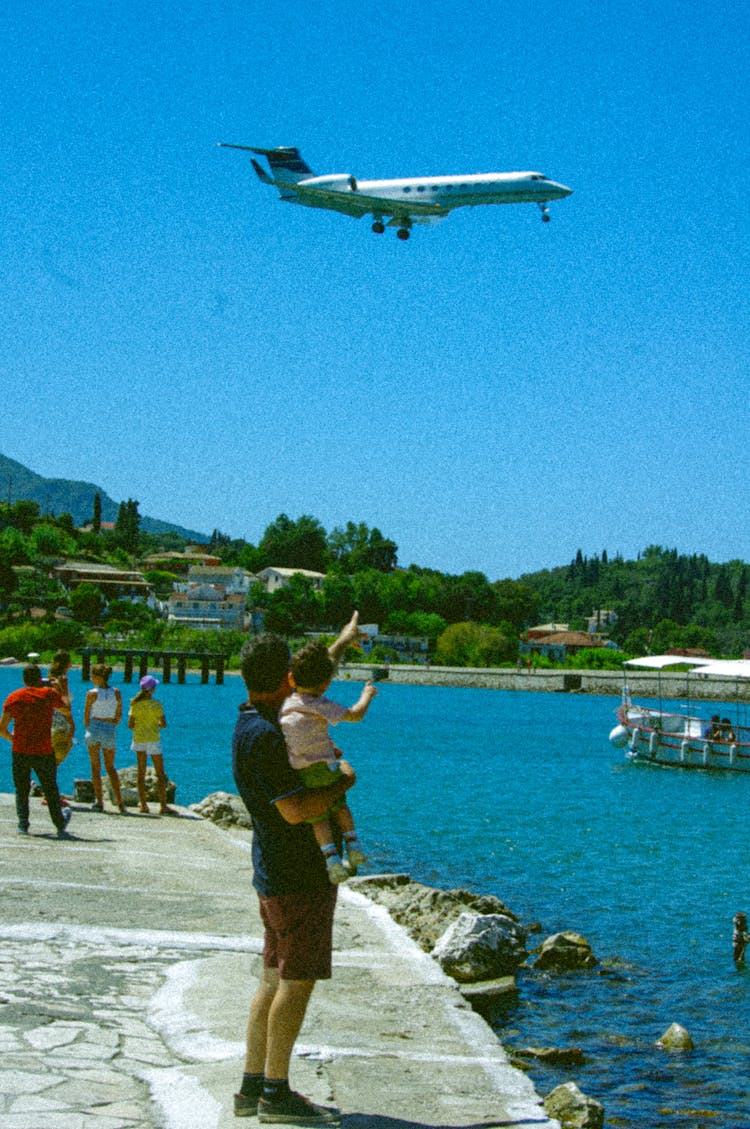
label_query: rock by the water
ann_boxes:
[521,1045,586,1066]
[190,791,252,829]
[431,911,527,982]
[533,931,597,971]
[656,1022,694,1051]
[108,765,176,807]
[544,1081,604,1129]
[351,874,518,953]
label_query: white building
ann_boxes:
[167,584,246,631]
[257,567,326,593]
[184,565,256,595]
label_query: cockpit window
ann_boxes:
[531,174,546,181]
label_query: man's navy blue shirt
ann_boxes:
[232,701,329,896]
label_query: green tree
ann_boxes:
[92,492,102,533]
[0,555,18,600]
[434,622,516,667]
[115,499,141,553]
[491,579,539,630]
[260,514,329,573]
[69,583,106,625]
[328,522,398,573]
[0,528,31,565]
[30,523,77,558]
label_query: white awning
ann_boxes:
[624,655,716,670]
[624,656,750,680]
[693,661,750,680]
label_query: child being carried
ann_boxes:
[280,641,377,884]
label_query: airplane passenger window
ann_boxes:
[403,187,411,193]
[417,186,425,192]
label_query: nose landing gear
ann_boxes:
[538,204,551,223]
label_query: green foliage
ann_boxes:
[566,647,626,670]
[144,569,179,596]
[522,546,750,656]
[382,610,447,638]
[368,643,402,663]
[0,527,32,565]
[260,513,329,573]
[0,621,85,660]
[328,522,398,573]
[114,499,141,553]
[29,522,78,558]
[104,600,157,630]
[434,622,517,667]
[0,500,41,534]
[69,583,106,625]
[15,569,67,607]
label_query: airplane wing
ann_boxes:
[292,184,448,223]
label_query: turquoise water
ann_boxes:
[2,667,749,1128]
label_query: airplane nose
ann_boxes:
[554,181,573,197]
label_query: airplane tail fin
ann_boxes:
[219,144,314,201]
[251,147,314,183]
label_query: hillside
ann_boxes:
[0,454,208,543]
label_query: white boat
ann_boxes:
[609,655,750,771]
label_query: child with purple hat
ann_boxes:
[128,675,173,815]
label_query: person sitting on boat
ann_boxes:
[708,715,722,740]
[721,718,736,742]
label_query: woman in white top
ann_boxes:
[83,664,125,813]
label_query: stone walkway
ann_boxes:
[0,794,559,1129]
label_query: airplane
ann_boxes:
[218,144,572,240]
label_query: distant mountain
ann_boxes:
[0,454,209,543]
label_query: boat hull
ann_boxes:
[614,705,750,772]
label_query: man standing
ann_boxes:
[0,663,74,838]
[232,615,360,1124]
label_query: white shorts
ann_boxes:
[131,741,163,758]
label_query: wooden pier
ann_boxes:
[79,647,225,685]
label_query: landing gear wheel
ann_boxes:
[372,221,385,234]
[542,212,551,223]
[539,204,551,223]
[397,227,410,241]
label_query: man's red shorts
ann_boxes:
[258,887,338,981]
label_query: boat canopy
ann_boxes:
[623,655,716,670]
[694,661,750,679]
[624,655,750,679]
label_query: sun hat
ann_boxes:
[140,675,159,691]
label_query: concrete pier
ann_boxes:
[0,794,558,1129]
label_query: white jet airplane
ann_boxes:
[218,145,572,240]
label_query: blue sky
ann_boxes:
[1,0,748,580]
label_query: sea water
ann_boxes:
[2,666,749,1128]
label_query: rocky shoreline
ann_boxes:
[190,789,704,1128]
[191,791,608,1128]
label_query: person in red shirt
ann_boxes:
[0,664,73,838]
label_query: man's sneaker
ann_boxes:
[346,847,367,868]
[233,1091,259,1117]
[326,860,348,884]
[16,825,29,835]
[257,1091,340,1124]
[62,807,73,828]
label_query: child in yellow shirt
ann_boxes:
[128,675,172,815]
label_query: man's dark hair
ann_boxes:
[240,635,291,694]
[290,641,334,691]
[23,664,43,687]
